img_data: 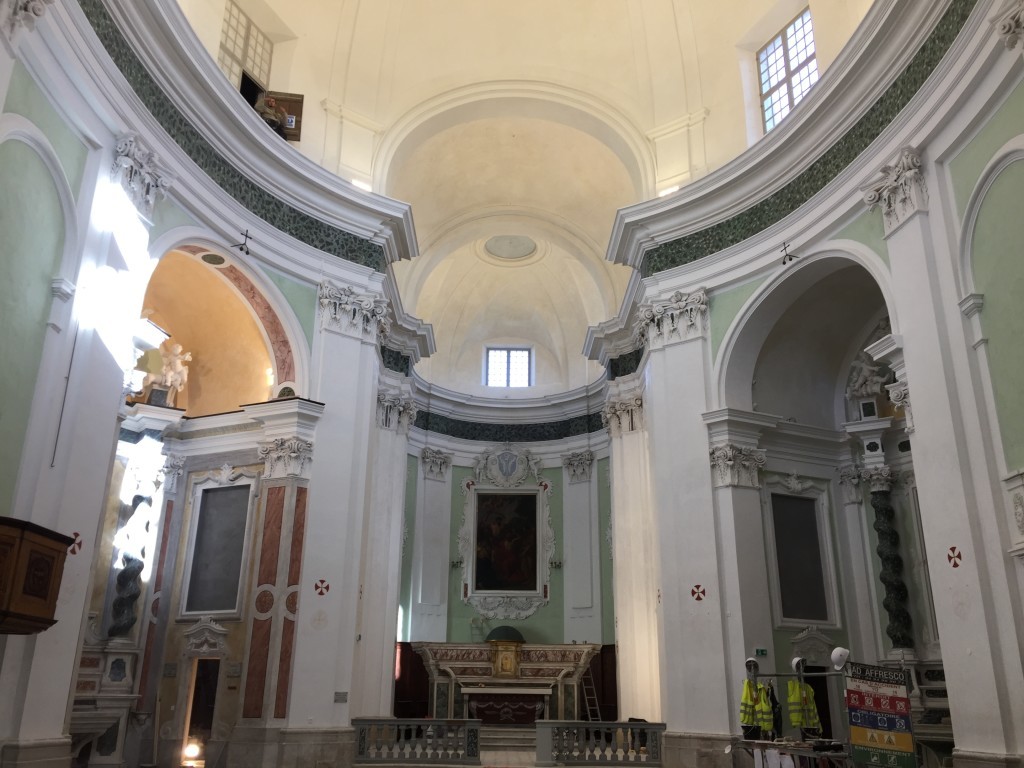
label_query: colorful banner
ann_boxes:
[845,662,915,768]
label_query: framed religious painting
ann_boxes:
[457,444,555,619]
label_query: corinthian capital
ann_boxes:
[377,390,417,433]
[996,0,1024,49]
[886,379,914,433]
[318,282,390,339]
[709,443,766,488]
[860,465,894,493]
[634,288,708,347]
[2,0,54,40]
[258,437,314,479]
[111,134,173,218]
[562,450,595,484]
[421,448,452,481]
[602,397,643,436]
[863,147,927,236]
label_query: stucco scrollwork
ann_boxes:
[602,397,643,436]
[377,389,417,433]
[182,616,229,658]
[258,437,314,479]
[634,288,708,346]
[837,465,864,505]
[472,443,542,488]
[111,134,173,218]
[562,450,594,483]
[863,146,928,235]
[709,443,766,488]
[887,379,914,433]
[421,447,452,481]
[160,454,186,495]
[318,281,391,339]
[996,0,1024,49]
[1,0,54,39]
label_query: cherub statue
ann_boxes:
[847,351,886,398]
[160,342,192,392]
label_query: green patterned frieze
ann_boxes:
[607,346,644,380]
[381,345,412,376]
[414,410,604,442]
[76,0,384,271]
[642,0,979,276]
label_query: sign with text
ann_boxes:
[845,662,916,768]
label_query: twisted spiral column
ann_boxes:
[863,467,914,649]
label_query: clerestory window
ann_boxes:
[218,0,273,96]
[758,9,819,133]
[486,348,531,388]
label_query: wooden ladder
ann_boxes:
[581,668,602,722]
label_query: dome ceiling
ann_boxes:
[179,0,875,395]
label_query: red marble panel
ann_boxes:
[219,265,295,382]
[137,616,158,703]
[288,488,307,588]
[153,500,174,593]
[259,487,285,586]
[243,617,272,718]
[275,617,296,719]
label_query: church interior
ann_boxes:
[1,0,1024,766]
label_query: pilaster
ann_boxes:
[409,446,453,641]
[863,150,1024,755]
[561,449,601,643]
[836,465,885,662]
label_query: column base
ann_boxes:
[662,731,737,768]
[0,739,72,768]
[953,750,1024,768]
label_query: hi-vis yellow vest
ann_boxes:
[740,680,773,730]
[787,680,821,730]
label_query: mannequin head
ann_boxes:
[745,657,759,680]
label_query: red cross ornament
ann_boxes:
[314,579,330,595]
[691,585,706,601]
[68,532,83,555]
[947,546,962,568]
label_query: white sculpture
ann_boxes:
[847,351,887,398]
[143,340,192,405]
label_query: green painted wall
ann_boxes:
[398,453,418,641]
[149,197,199,242]
[0,140,66,515]
[447,466,566,644]
[950,77,1024,219]
[970,160,1024,471]
[834,207,889,267]
[597,457,615,644]
[3,62,87,199]
[709,277,766,362]
[262,267,317,349]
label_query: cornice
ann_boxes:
[69,0,417,270]
[606,0,979,274]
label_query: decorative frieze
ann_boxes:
[258,437,313,479]
[709,443,766,488]
[886,380,914,433]
[602,397,643,437]
[318,281,390,339]
[111,134,173,218]
[863,146,928,236]
[1,0,54,39]
[421,447,452,481]
[562,450,594,484]
[473,443,542,488]
[160,454,186,495]
[634,289,708,346]
[996,0,1024,49]
[376,390,416,433]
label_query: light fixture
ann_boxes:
[182,740,201,759]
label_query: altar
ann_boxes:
[413,642,600,724]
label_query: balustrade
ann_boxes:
[353,719,481,764]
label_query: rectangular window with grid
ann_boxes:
[757,8,818,133]
[217,0,273,91]
[486,348,531,387]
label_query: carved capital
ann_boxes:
[421,447,452,481]
[602,397,643,436]
[634,288,708,347]
[377,390,416,433]
[111,134,173,218]
[562,450,594,484]
[863,147,928,236]
[318,281,390,340]
[837,465,864,505]
[258,437,314,479]
[860,465,894,493]
[1,0,54,40]
[886,379,914,433]
[160,454,186,496]
[996,0,1024,49]
[709,443,766,488]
